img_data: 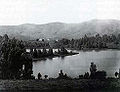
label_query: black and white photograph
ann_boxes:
[0,0,120,91]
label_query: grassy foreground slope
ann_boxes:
[0,79,120,91]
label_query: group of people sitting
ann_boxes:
[37,70,70,80]
[38,73,48,79]
[37,62,107,80]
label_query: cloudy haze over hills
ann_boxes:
[0,0,120,25]
[0,19,120,40]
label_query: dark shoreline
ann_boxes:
[67,48,120,51]
[0,79,120,91]
[33,52,79,61]
[32,48,120,61]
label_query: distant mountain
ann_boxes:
[0,19,120,40]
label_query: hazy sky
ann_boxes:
[0,0,120,25]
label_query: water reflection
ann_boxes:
[33,50,120,78]
[61,56,65,60]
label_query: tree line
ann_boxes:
[0,34,33,79]
[55,34,120,50]
[24,40,50,49]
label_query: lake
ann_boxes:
[33,50,120,78]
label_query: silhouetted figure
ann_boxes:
[79,75,84,79]
[57,70,71,79]
[64,73,68,79]
[59,70,64,78]
[86,72,89,78]
[84,72,89,79]
[44,75,48,79]
[90,62,97,79]
[115,72,119,78]
[38,73,42,79]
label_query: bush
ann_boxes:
[95,71,107,79]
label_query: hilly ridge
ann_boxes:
[0,19,120,40]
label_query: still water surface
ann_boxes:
[33,50,120,78]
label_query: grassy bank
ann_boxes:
[0,79,120,91]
